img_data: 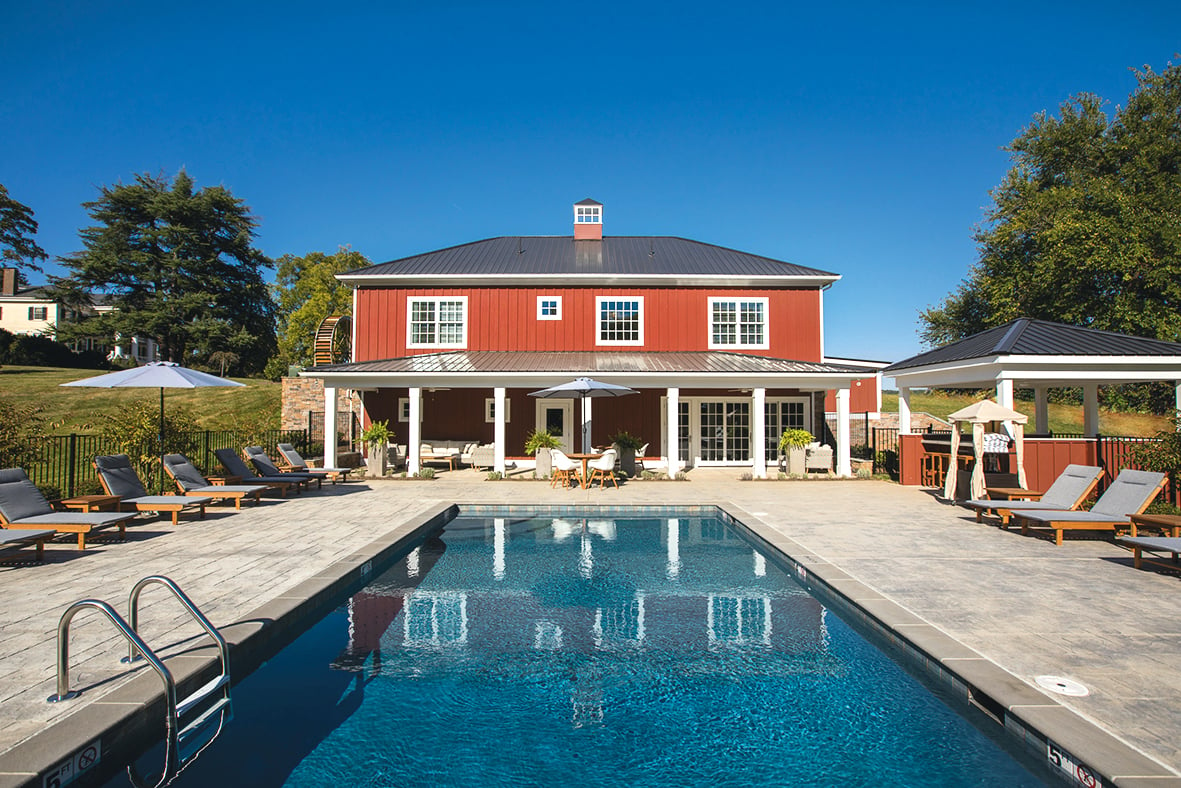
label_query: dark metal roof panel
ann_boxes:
[885,319,1181,372]
[314,350,866,375]
[347,237,837,279]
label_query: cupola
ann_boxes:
[573,198,603,240]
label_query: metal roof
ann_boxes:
[574,198,603,206]
[885,319,1181,373]
[340,236,838,284]
[312,350,868,376]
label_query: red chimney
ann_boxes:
[1,268,16,296]
[573,198,603,240]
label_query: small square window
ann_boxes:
[485,398,511,423]
[537,296,562,320]
[398,398,411,423]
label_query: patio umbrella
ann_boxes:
[529,377,637,452]
[62,361,245,492]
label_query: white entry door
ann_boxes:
[536,400,575,454]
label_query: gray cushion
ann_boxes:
[163,454,211,491]
[1039,464,1104,508]
[213,448,255,479]
[94,454,149,498]
[0,528,55,549]
[11,511,135,527]
[0,468,53,521]
[1091,469,1166,517]
[276,443,308,469]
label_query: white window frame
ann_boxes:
[536,296,562,321]
[28,306,48,321]
[575,205,601,224]
[707,297,769,350]
[406,296,468,349]
[595,296,644,347]
[398,397,411,423]
[485,397,511,423]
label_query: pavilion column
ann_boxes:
[1082,384,1100,437]
[898,387,912,434]
[1034,387,1049,434]
[1175,382,1181,428]
[582,397,593,453]
[752,387,766,479]
[408,387,422,474]
[493,387,506,474]
[666,387,680,475]
[323,386,338,468]
[996,378,1014,409]
[836,386,852,477]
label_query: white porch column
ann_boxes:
[582,397,593,453]
[1034,387,1049,434]
[898,387,912,435]
[752,387,766,479]
[493,387,506,474]
[836,386,852,477]
[323,386,338,468]
[1082,383,1100,437]
[408,386,422,474]
[666,387,680,474]
[996,378,1014,410]
[1175,382,1181,427]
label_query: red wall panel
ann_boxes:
[355,286,823,361]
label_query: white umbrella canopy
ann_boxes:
[529,377,638,452]
[942,399,1028,501]
[62,361,245,491]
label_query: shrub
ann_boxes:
[415,467,435,479]
[360,419,391,446]
[1133,413,1181,474]
[0,399,47,469]
[524,429,560,453]
[99,402,200,493]
[0,328,108,369]
[608,430,643,451]
[778,428,814,452]
[486,471,503,481]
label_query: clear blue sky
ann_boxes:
[3,1,1178,366]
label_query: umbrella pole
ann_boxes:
[159,387,165,494]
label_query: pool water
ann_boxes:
[111,512,1049,786]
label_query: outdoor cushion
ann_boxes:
[94,454,150,498]
[0,528,55,553]
[0,467,136,549]
[1012,469,1166,525]
[0,467,54,521]
[276,443,350,473]
[963,464,1103,524]
[243,447,318,483]
[164,454,213,492]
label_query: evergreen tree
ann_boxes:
[0,183,47,278]
[56,170,277,373]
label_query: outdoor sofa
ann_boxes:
[1008,468,1168,546]
[0,467,137,550]
[94,454,213,525]
[163,454,272,509]
[961,464,1103,527]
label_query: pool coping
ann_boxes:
[3,500,1178,787]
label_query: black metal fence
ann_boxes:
[29,428,313,498]
[305,411,362,449]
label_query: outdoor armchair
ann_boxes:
[550,449,581,489]
[211,448,308,496]
[962,464,1103,527]
[587,449,619,489]
[0,467,136,550]
[94,454,213,525]
[163,454,271,509]
[243,446,323,490]
[1009,468,1168,546]
[275,443,354,483]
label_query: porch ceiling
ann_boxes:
[303,350,874,390]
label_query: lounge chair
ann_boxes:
[94,454,213,525]
[0,528,56,561]
[243,446,323,490]
[0,468,137,550]
[962,464,1103,527]
[163,454,271,509]
[1010,469,1168,546]
[275,443,354,483]
[1116,535,1181,572]
[211,448,310,496]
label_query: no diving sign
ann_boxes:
[43,739,101,788]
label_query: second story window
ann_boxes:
[709,298,768,349]
[597,297,643,345]
[408,296,467,348]
[537,296,562,320]
[28,306,48,321]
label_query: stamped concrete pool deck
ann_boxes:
[2,470,1181,785]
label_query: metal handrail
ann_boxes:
[125,576,230,673]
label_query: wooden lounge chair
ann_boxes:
[211,449,309,497]
[0,528,56,561]
[1116,535,1181,572]
[961,464,1103,527]
[0,467,137,549]
[1010,469,1168,546]
[275,443,354,483]
[94,454,213,525]
[163,454,271,509]
[242,446,323,490]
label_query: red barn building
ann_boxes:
[306,200,875,476]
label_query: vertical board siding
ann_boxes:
[355,286,822,361]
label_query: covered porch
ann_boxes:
[305,351,874,477]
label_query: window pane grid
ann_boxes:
[409,298,465,347]
[599,299,640,343]
[710,299,765,347]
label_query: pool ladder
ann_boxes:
[47,575,232,788]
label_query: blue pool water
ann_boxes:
[110,510,1049,786]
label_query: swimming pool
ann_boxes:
[105,508,1051,786]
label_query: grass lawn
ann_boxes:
[881,390,1170,437]
[0,365,281,433]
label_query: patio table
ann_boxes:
[566,452,603,490]
[1129,513,1181,538]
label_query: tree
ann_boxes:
[920,63,1181,348]
[266,247,367,377]
[55,170,277,373]
[0,184,47,278]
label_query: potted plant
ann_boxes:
[609,430,643,477]
[778,428,814,476]
[361,419,391,477]
[525,429,561,478]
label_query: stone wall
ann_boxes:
[281,377,360,442]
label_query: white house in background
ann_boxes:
[0,267,159,363]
